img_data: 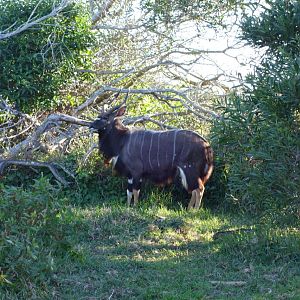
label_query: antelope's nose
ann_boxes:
[89,121,96,128]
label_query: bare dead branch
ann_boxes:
[76,68,135,75]
[3,113,91,159]
[0,98,36,123]
[81,142,98,166]
[76,85,220,120]
[125,115,176,130]
[123,112,189,129]
[0,159,74,185]
[92,24,144,31]
[0,0,69,40]
[209,281,247,287]
[91,0,117,24]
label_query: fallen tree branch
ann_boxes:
[209,281,247,287]
[4,113,91,159]
[212,228,254,240]
[0,159,75,185]
[123,112,189,129]
[81,142,98,166]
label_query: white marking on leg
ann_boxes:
[178,167,188,190]
[194,189,201,209]
[111,156,119,169]
[188,190,196,210]
[127,189,133,206]
[128,178,133,184]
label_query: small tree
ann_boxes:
[0,0,95,112]
[241,0,300,118]
[210,0,300,222]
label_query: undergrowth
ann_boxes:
[0,177,86,298]
[1,166,299,299]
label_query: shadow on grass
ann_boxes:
[54,196,300,300]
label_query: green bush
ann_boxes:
[241,0,300,118]
[207,1,300,224]
[0,0,95,112]
[0,177,82,297]
[210,95,299,220]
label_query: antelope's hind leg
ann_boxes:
[187,178,205,210]
[133,189,140,206]
[194,179,205,209]
[187,190,196,210]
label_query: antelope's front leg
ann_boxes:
[127,178,133,206]
[132,178,142,206]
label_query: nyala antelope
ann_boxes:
[89,105,213,209]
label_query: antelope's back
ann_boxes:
[122,129,212,175]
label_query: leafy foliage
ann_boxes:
[241,0,300,54]
[141,0,241,27]
[0,177,84,298]
[241,0,300,117]
[209,0,300,222]
[210,96,299,219]
[0,0,95,112]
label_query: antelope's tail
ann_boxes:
[201,144,214,185]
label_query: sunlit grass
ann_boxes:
[49,187,300,299]
[1,176,299,299]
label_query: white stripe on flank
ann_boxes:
[127,134,132,156]
[165,131,169,161]
[149,133,154,170]
[132,132,138,148]
[178,167,188,190]
[157,132,161,167]
[140,131,145,160]
[172,130,178,166]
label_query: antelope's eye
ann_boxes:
[98,115,109,121]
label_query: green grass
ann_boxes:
[53,206,299,299]
[1,179,300,299]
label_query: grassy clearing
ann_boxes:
[1,180,299,299]
[55,188,299,299]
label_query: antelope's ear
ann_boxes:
[115,105,126,117]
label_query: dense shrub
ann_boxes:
[210,96,299,218]
[208,1,300,223]
[0,0,95,112]
[0,177,82,298]
[241,0,300,117]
